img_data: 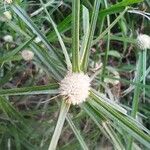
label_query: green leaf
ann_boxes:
[81,0,101,71]
[47,15,71,42]
[0,37,35,64]
[82,103,124,150]
[11,4,59,60]
[102,122,125,150]
[72,0,80,72]
[93,8,128,46]
[0,84,59,96]
[7,20,64,80]
[39,0,72,70]
[89,91,150,148]
[80,5,90,63]
[100,0,143,16]
[100,50,121,58]
[128,51,143,149]
[66,114,89,150]
[48,101,70,150]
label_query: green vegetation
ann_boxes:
[0,0,150,149]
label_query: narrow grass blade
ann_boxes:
[7,20,64,80]
[128,51,143,149]
[92,89,127,115]
[30,0,55,17]
[48,101,70,150]
[93,8,128,46]
[82,103,124,150]
[0,36,35,64]
[89,91,150,148]
[124,62,150,94]
[11,4,58,59]
[0,96,24,120]
[31,44,64,80]
[102,122,125,150]
[142,49,147,101]
[0,96,37,149]
[82,103,111,138]
[0,84,59,96]
[131,51,143,118]
[80,5,90,62]
[99,0,143,16]
[72,0,80,72]
[105,75,150,90]
[39,0,72,70]
[100,0,111,84]
[66,114,89,150]
[47,15,71,42]
[81,0,101,71]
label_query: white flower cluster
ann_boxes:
[136,34,150,50]
[3,35,13,43]
[60,72,90,105]
[21,50,34,61]
[5,0,12,4]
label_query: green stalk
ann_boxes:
[66,115,89,150]
[102,122,125,150]
[39,0,72,70]
[100,0,110,85]
[81,0,101,72]
[128,51,143,150]
[72,0,80,72]
[90,91,150,147]
[48,101,70,150]
[142,49,147,102]
[92,8,128,46]
[131,51,143,118]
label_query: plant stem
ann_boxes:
[100,0,110,86]
[142,49,147,102]
[92,8,128,46]
[39,0,72,70]
[48,101,70,150]
[81,0,101,72]
[131,51,143,117]
[128,51,143,150]
[72,0,80,72]
[102,122,125,150]
[66,114,89,150]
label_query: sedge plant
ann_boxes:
[0,0,150,150]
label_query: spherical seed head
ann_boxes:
[5,0,12,4]
[60,72,91,105]
[3,11,12,20]
[21,50,34,61]
[3,35,13,42]
[136,34,150,50]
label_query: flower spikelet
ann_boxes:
[5,0,12,4]
[21,50,34,61]
[60,72,90,105]
[3,35,13,42]
[136,34,150,50]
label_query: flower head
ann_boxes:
[59,72,90,105]
[5,0,12,4]
[21,50,34,61]
[136,34,150,50]
[3,11,12,20]
[3,35,13,43]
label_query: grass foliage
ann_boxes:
[0,0,150,149]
